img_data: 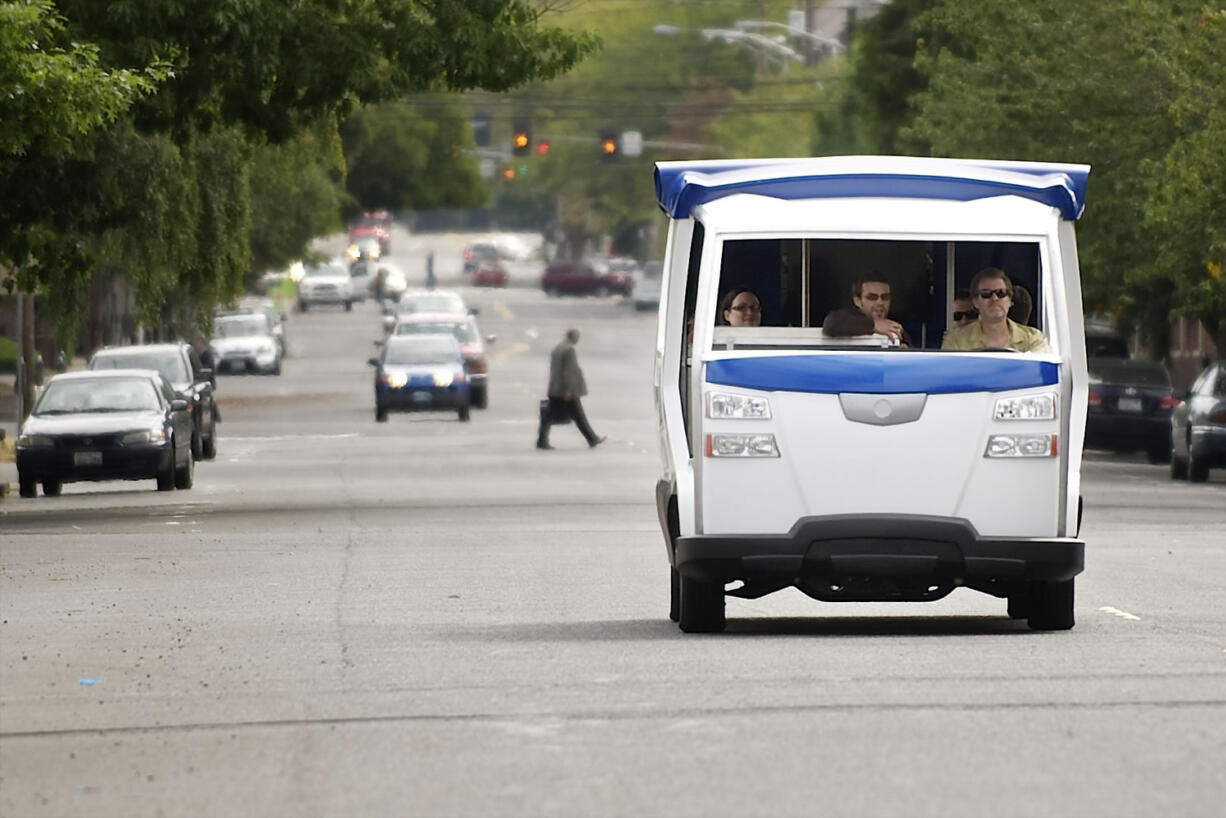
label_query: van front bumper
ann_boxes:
[675,514,1083,599]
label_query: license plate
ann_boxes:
[1117,397,1143,413]
[412,391,433,404]
[73,451,102,466]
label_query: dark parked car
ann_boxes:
[16,370,195,497]
[1085,358,1177,462]
[541,259,632,297]
[368,334,472,423]
[88,342,218,460]
[1171,359,1226,482]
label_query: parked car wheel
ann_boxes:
[344,301,353,312]
[1188,451,1210,482]
[1006,593,1029,619]
[175,449,194,489]
[1170,452,1188,479]
[1026,579,1074,630]
[42,479,62,497]
[472,385,488,409]
[202,430,217,460]
[375,405,388,423]
[271,361,282,376]
[157,447,176,491]
[18,475,36,498]
[191,430,203,461]
[458,406,470,422]
[678,575,725,633]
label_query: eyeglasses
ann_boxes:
[952,310,979,321]
[860,292,890,301]
[975,288,1010,300]
[730,304,761,313]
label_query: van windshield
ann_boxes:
[708,237,1051,353]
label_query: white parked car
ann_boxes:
[632,260,663,311]
[297,260,354,311]
[349,260,408,303]
[211,313,282,375]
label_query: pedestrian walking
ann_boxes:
[425,251,437,290]
[537,328,605,450]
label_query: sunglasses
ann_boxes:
[975,288,1011,300]
[952,309,979,321]
[730,304,761,313]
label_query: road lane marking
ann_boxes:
[1099,606,1142,621]
[226,433,360,442]
[494,301,514,320]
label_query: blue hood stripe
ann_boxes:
[705,355,1059,395]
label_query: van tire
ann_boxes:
[1170,451,1188,479]
[1027,579,1075,631]
[678,575,725,633]
[669,567,680,622]
[1006,593,1029,620]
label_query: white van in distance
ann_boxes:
[652,156,1090,633]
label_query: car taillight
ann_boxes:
[1088,390,1102,407]
[1159,395,1180,410]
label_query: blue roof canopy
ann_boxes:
[654,156,1090,221]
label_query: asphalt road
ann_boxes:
[2,267,1224,817]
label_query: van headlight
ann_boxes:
[706,433,779,457]
[994,393,1056,420]
[985,434,1057,458]
[707,392,771,419]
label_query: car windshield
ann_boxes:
[35,377,161,415]
[399,295,464,314]
[394,321,477,343]
[214,317,269,338]
[384,338,458,366]
[303,262,348,278]
[91,351,189,383]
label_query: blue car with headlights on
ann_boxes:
[368,334,471,423]
[15,369,195,497]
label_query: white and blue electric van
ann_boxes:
[652,156,1090,633]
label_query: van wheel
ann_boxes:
[678,575,725,633]
[669,567,680,622]
[458,406,470,422]
[1006,593,1029,620]
[18,475,36,498]
[1188,451,1210,483]
[1027,579,1074,631]
[42,479,62,497]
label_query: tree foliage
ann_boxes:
[2,0,597,345]
[814,0,1224,354]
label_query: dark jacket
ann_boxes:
[547,340,587,398]
[822,306,913,346]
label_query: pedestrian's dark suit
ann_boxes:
[537,338,600,447]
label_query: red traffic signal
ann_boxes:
[536,140,550,155]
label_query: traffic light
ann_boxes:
[536,140,550,156]
[599,128,618,161]
[502,166,516,181]
[512,119,531,156]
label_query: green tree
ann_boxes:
[341,98,486,214]
[0,0,164,157]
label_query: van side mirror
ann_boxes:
[469,307,480,316]
[170,399,189,412]
[367,357,380,367]
[485,334,497,344]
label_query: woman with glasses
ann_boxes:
[942,268,1050,352]
[718,288,763,327]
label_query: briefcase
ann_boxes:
[540,398,571,425]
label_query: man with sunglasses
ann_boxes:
[822,273,910,345]
[941,268,1050,352]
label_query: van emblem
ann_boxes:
[839,393,928,426]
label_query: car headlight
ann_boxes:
[16,433,53,448]
[707,391,771,419]
[258,342,275,355]
[994,393,1057,420]
[121,428,168,445]
[383,372,408,388]
[433,370,454,387]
